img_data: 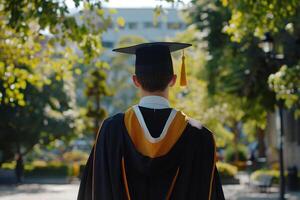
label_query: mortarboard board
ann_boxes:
[113,42,192,86]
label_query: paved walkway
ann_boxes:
[0,184,79,200]
[0,183,299,200]
[223,184,300,200]
[223,172,300,200]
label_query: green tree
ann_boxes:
[219,0,300,113]
[0,16,77,106]
[221,0,300,42]
[0,15,80,162]
[84,62,111,137]
[0,76,76,164]
[185,0,278,158]
[269,64,300,117]
[168,26,234,148]
[0,0,124,161]
[162,0,300,161]
[0,0,120,106]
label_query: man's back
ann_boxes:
[78,42,224,200]
[78,96,224,200]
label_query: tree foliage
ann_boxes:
[221,0,300,42]
[188,0,275,127]
[175,0,300,115]
[168,26,234,147]
[220,0,300,112]
[269,64,300,117]
[0,0,119,161]
[84,61,111,135]
[0,16,77,106]
[0,77,77,164]
[0,0,117,107]
[181,0,300,159]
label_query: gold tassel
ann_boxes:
[180,50,187,86]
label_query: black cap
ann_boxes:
[112,42,192,77]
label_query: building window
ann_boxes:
[167,22,185,30]
[102,41,114,48]
[144,22,153,29]
[143,22,161,29]
[154,22,162,28]
[108,23,114,29]
[127,22,138,30]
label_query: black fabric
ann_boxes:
[211,170,225,200]
[135,45,173,76]
[112,42,192,77]
[77,113,225,200]
[112,42,192,55]
[77,147,94,200]
[138,106,172,138]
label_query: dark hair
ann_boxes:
[136,72,173,92]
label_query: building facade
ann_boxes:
[102,8,187,49]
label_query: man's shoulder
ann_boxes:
[96,112,125,142]
[181,115,215,143]
[102,112,124,126]
[182,117,216,154]
[187,117,203,130]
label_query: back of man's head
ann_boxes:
[136,72,173,92]
[135,45,173,92]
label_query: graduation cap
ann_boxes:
[113,42,192,86]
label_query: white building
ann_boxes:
[102,8,187,49]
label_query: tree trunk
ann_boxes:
[233,122,240,162]
[94,93,100,139]
[257,127,266,158]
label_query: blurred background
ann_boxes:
[0,0,300,199]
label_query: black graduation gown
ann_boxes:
[78,108,225,200]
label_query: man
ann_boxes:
[15,153,24,184]
[78,42,225,200]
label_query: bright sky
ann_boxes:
[102,0,190,8]
[66,0,191,10]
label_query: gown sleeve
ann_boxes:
[77,146,94,200]
[211,166,225,200]
[77,120,113,200]
[205,127,225,200]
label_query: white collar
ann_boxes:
[139,95,170,109]
[133,105,177,143]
